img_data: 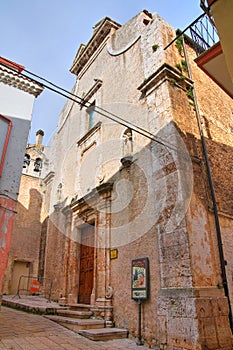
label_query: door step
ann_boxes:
[78,328,128,341]
[45,315,105,332]
[57,309,92,319]
[46,303,129,342]
[68,303,92,311]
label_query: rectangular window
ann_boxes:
[86,101,95,129]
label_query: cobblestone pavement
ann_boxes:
[0,307,150,350]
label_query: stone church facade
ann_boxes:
[5,10,233,349]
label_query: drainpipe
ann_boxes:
[182,36,233,333]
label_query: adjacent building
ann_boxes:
[0,58,43,293]
[2,130,49,295]
[197,0,233,98]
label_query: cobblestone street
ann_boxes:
[0,307,150,350]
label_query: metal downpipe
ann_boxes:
[182,36,233,333]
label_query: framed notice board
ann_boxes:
[0,115,12,176]
[131,257,149,300]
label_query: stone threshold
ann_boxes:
[78,327,128,341]
[45,315,105,331]
[2,295,62,314]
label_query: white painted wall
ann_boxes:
[0,82,38,200]
[0,84,35,121]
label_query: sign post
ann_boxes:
[131,257,149,346]
[30,279,40,294]
[137,298,143,345]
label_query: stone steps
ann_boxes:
[57,309,92,319]
[49,303,128,342]
[78,328,128,341]
[45,315,105,332]
[69,303,92,311]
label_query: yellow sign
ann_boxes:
[110,249,118,259]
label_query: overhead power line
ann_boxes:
[2,62,182,153]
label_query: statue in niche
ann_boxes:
[122,128,133,156]
[121,128,133,167]
[57,183,63,202]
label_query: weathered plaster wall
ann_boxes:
[2,174,43,294]
[111,231,159,346]
[0,197,17,291]
[43,209,67,300]
[40,10,233,349]
[162,31,233,349]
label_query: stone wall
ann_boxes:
[2,175,43,294]
[40,10,233,349]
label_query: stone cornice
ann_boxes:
[80,79,103,109]
[138,63,193,96]
[70,17,121,76]
[43,171,55,185]
[77,121,102,146]
[70,182,113,213]
[0,65,44,97]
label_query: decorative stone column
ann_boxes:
[59,205,73,305]
[94,184,114,327]
[0,196,17,293]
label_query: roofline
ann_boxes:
[0,57,25,73]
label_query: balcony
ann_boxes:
[165,1,233,99]
[192,0,233,98]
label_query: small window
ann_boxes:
[34,158,42,172]
[23,154,30,168]
[87,101,95,129]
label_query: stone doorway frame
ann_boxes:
[70,183,114,324]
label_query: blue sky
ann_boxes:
[1,1,202,145]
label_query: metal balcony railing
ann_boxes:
[188,13,219,55]
[164,12,219,57]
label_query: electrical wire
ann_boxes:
[1,62,184,154]
[163,12,205,51]
[22,67,179,152]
